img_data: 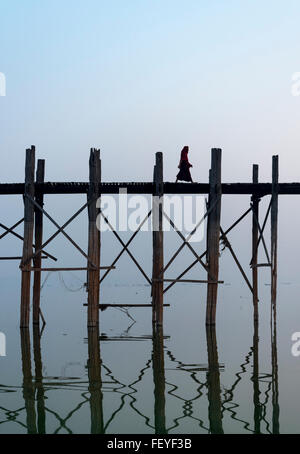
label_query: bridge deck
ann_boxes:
[0,181,300,195]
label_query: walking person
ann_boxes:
[176,146,193,183]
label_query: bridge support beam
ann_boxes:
[271,155,279,315]
[87,149,101,328]
[252,164,259,323]
[206,149,222,326]
[20,146,36,328]
[152,152,164,326]
[33,159,45,326]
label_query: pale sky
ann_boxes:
[1,0,300,185]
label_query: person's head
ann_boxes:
[181,146,189,158]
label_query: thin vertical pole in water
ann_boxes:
[152,152,164,326]
[206,149,222,326]
[20,146,36,328]
[87,149,101,328]
[152,325,166,434]
[252,164,259,323]
[271,155,279,313]
[33,159,45,326]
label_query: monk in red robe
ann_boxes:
[176,146,193,183]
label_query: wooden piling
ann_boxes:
[152,152,164,326]
[20,146,36,328]
[206,149,222,325]
[271,155,279,312]
[33,160,45,326]
[252,164,259,322]
[87,149,101,328]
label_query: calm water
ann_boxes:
[1,195,300,434]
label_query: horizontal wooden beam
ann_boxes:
[97,335,170,341]
[0,256,47,260]
[153,278,224,284]
[251,263,272,268]
[83,303,170,307]
[2,182,300,195]
[27,266,115,271]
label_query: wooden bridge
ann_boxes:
[0,146,285,330]
[1,181,300,195]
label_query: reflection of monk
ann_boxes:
[176,146,193,183]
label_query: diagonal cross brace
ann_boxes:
[0,218,24,240]
[160,209,216,282]
[164,205,252,294]
[100,209,152,284]
[152,195,219,279]
[99,210,152,285]
[22,195,98,268]
[220,227,253,294]
[0,219,57,261]
[250,197,272,266]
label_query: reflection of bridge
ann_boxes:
[0,314,279,434]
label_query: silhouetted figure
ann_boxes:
[176,146,193,183]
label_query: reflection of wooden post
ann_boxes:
[271,310,280,434]
[206,325,223,434]
[271,155,279,313]
[33,160,45,326]
[152,326,166,434]
[252,164,259,323]
[252,322,261,434]
[87,149,101,328]
[271,156,280,434]
[20,147,35,328]
[20,328,37,434]
[87,327,104,434]
[152,152,164,326]
[206,149,222,326]
[33,325,46,433]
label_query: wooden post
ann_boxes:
[252,164,259,323]
[152,325,166,434]
[271,155,279,312]
[87,149,101,328]
[20,146,36,328]
[152,152,164,326]
[206,325,224,434]
[206,149,222,325]
[33,160,45,326]
[87,327,104,434]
